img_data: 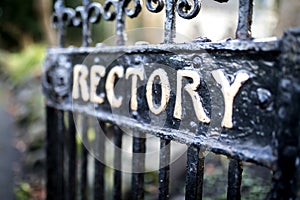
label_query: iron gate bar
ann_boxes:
[236,0,253,39]
[163,0,176,43]
[227,159,243,200]
[46,1,68,199]
[94,121,106,200]
[46,107,65,200]
[67,111,77,200]
[80,116,89,200]
[229,0,253,197]
[131,135,146,200]
[227,0,253,191]
[159,139,171,200]
[113,126,123,200]
[185,146,204,200]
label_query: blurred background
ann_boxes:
[0,0,299,199]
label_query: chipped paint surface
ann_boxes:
[43,39,283,168]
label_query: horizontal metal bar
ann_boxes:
[45,38,280,55]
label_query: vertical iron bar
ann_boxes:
[82,0,92,47]
[227,159,243,200]
[116,3,126,46]
[81,116,88,200]
[159,139,170,200]
[113,126,123,200]
[57,0,65,47]
[185,145,204,200]
[54,0,67,47]
[94,121,106,200]
[131,134,146,200]
[236,0,253,39]
[46,107,65,200]
[80,1,92,197]
[164,0,176,43]
[67,111,77,200]
[47,1,67,198]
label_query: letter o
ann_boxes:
[146,68,170,115]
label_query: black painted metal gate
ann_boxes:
[43,0,300,199]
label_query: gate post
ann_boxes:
[271,28,300,199]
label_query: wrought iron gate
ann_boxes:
[43,0,300,199]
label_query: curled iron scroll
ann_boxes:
[176,0,201,19]
[145,0,200,19]
[88,2,103,23]
[72,2,103,26]
[52,1,75,27]
[146,0,229,19]
[103,0,142,21]
[124,0,142,18]
[103,0,117,20]
[146,0,164,13]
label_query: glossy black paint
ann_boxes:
[44,0,300,199]
[43,40,280,168]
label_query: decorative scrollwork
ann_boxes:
[52,0,75,46]
[52,0,75,28]
[50,0,230,46]
[103,0,117,21]
[72,6,85,26]
[124,0,142,18]
[72,2,103,27]
[146,0,164,13]
[103,0,142,21]
[145,0,229,19]
[176,0,201,19]
[88,2,103,23]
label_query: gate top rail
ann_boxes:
[46,37,280,54]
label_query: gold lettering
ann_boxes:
[146,68,170,115]
[174,70,210,123]
[125,67,145,111]
[90,65,105,104]
[72,64,89,101]
[211,69,250,128]
[105,66,124,108]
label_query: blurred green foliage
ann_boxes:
[14,182,31,200]
[0,44,45,84]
